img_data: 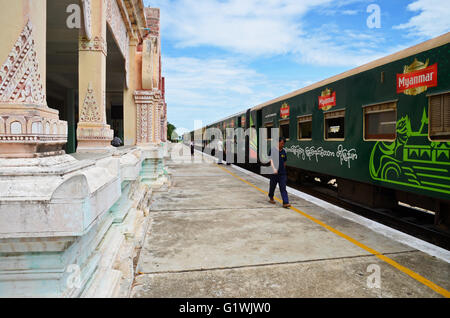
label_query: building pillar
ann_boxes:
[133,29,163,146]
[0,0,67,158]
[123,39,139,146]
[76,0,113,152]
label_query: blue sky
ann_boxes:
[143,0,450,136]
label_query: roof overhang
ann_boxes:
[120,0,149,42]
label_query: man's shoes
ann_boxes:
[269,198,275,204]
[283,203,291,208]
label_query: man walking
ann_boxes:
[190,141,194,157]
[268,137,291,208]
[217,137,224,164]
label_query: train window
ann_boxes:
[297,115,312,140]
[324,109,345,140]
[264,123,273,140]
[429,92,450,141]
[279,120,290,140]
[363,102,397,140]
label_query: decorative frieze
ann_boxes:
[77,125,114,141]
[0,115,67,139]
[0,20,46,106]
[79,35,107,56]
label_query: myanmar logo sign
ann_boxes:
[318,88,336,111]
[280,102,290,118]
[397,58,437,95]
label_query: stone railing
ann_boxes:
[0,143,170,297]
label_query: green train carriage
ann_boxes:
[193,33,450,226]
[247,33,450,226]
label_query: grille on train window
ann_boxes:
[279,120,290,140]
[429,92,450,141]
[364,102,397,140]
[324,110,345,140]
[297,115,312,140]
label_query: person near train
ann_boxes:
[268,137,291,208]
[217,137,224,164]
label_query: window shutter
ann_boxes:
[324,109,345,119]
[364,102,396,114]
[298,115,312,123]
[444,93,450,132]
[429,95,443,133]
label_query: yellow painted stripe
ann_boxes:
[217,164,450,298]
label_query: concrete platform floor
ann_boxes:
[131,146,450,298]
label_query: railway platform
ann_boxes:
[131,144,450,298]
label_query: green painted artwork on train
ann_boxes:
[369,108,450,195]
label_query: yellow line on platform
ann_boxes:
[217,164,450,298]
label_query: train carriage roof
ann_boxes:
[206,109,247,127]
[251,32,450,111]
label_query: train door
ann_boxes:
[256,109,262,165]
[245,109,251,166]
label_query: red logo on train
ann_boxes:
[280,103,290,118]
[318,89,336,111]
[397,59,437,95]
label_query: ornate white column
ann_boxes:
[76,0,113,152]
[134,29,163,145]
[124,39,139,145]
[0,0,67,158]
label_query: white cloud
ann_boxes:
[151,0,333,55]
[163,56,304,128]
[342,9,358,15]
[150,0,396,67]
[394,0,450,38]
[291,24,391,67]
[163,56,262,106]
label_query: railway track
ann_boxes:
[290,179,450,251]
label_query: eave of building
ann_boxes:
[122,0,148,42]
[117,0,135,38]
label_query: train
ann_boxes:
[187,33,450,228]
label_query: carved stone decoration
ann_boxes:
[80,0,92,40]
[138,103,148,143]
[79,36,107,56]
[0,20,46,106]
[134,90,163,144]
[80,83,101,122]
